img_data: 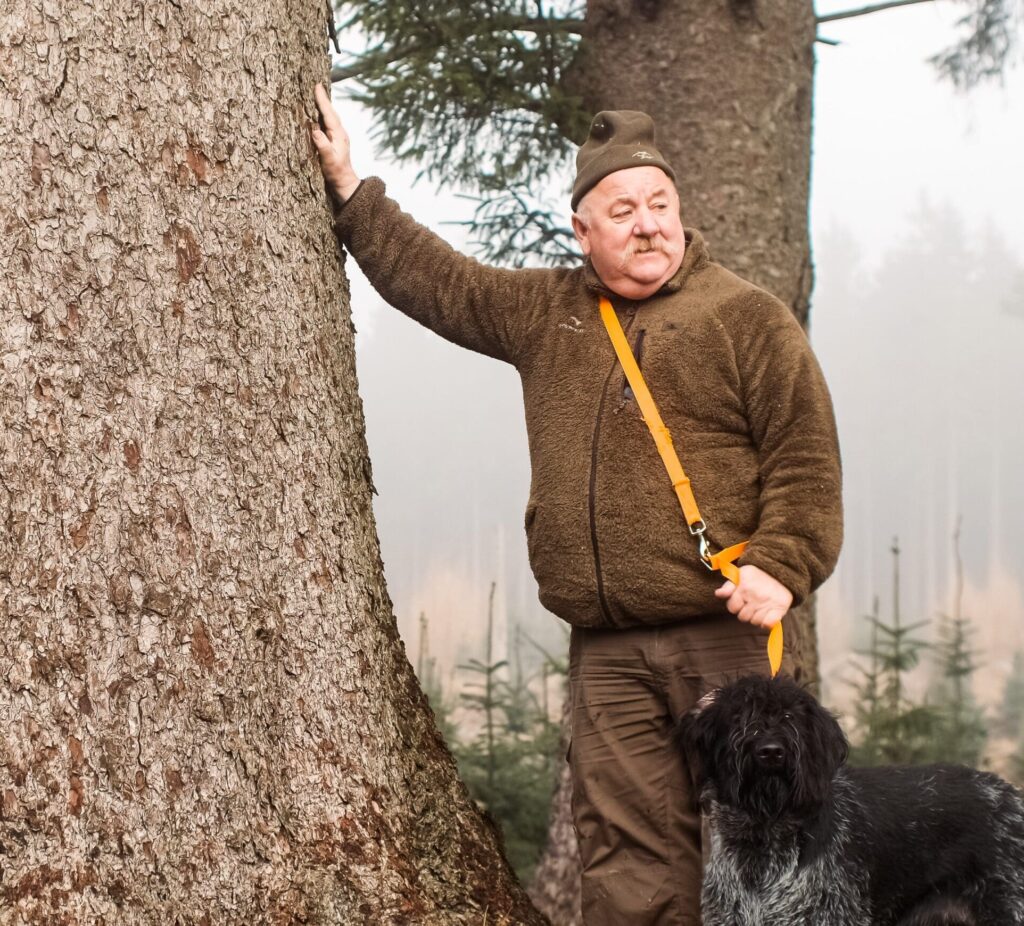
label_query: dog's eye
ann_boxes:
[782,712,793,721]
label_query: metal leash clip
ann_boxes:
[689,520,716,570]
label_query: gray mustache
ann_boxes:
[627,238,659,256]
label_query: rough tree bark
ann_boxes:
[0,2,545,922]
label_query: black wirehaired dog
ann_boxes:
[678,675,1024,926]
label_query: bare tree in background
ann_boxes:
[0,1,546,921]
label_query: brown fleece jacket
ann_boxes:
[333,178,843,629]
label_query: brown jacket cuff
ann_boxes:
[330,176,380,231]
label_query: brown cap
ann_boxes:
[571,110,676,211]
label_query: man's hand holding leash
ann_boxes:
[715,564,792,630]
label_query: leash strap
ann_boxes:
[597,297,783,677]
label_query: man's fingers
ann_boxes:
[715,581,736,598]
[753,607,784,630]
[314,83,343,134]
[746,605,770,628]
[717,568,790,628]
[311,125,334,153]
[717,579,747,615]
[715,564,790,628]
[310,126,336,164]
[313,83,330,124]
[737,602,758,624]
[725,589,778,623]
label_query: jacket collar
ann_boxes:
[583,227,710,300]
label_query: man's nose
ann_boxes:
[633,206,658,237]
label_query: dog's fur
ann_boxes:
[678,675,1024,926]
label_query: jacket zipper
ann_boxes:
[589,309,636,626]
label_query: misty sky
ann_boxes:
[334,3,1024,705]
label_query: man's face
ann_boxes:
[572,166,686,300]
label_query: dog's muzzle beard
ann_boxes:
[726,735,801,822]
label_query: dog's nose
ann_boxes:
[756,742,785,768]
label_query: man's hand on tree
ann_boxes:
[714,564,792,630]
[311,83,361,202]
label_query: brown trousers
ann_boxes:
[568,616,787,926]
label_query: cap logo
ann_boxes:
[632,151,654,160]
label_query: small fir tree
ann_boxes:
[926,521,986,767]
[997,652,1024,740]
[847,596,886,763]
[929,612,987,767]
[997,652,1024,787]
[848,539,940,765]
[453,583,564,883]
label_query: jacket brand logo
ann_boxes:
[558,316,584,333]
[632,151,654,160]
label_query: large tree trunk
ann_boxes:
[0,2,544,922]
[574,0,820,687]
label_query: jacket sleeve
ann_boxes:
[724,292,844,605]
[332,177,543,365]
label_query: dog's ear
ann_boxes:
[676,689,722,788]
[694,689,720,714]
[796,701,849,808]
[819,707,849,772]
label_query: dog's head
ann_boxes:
[678,675,848,820]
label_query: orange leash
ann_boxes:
[598,297,783,677]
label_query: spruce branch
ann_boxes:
[816,0,935,24]
[930,0,1020,89]
[332,41,435,82]
[329,0,591,265]
[451,185,579,268]
[816,0,1019,89]
[331,16,584,82]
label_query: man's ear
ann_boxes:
[571,213,591,257]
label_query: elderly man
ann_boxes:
[312,86,842,925]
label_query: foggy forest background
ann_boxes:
[337,0,1024,880]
